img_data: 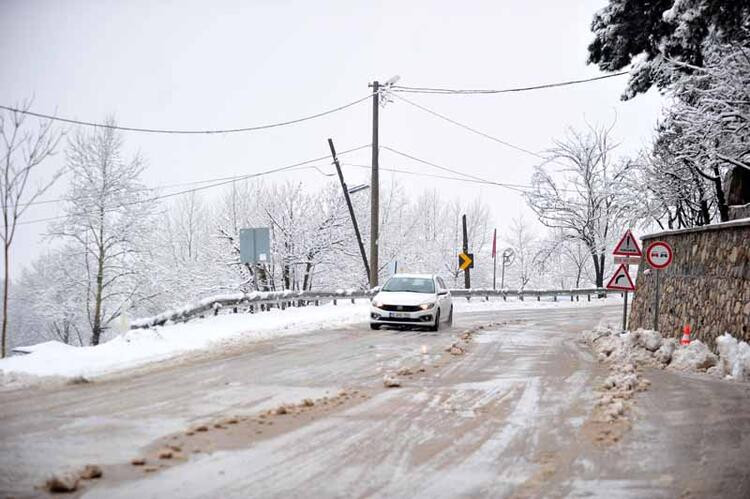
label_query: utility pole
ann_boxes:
[368,80,380,288]
[462,213,471,289]
[327,138,370,282]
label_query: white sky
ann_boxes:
[0,0,664,278]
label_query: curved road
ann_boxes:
[1,304,749,498]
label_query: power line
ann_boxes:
[0,94,373,135]
[387,91,547,160]
[17,144,371,226]
[380,145,517,186]
[342,162,530,193]
[11,165,339,209]
[378,146,531,193]
[377,146,583,195]
[391,71,629,95]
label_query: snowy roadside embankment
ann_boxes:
[0,296,618,387]
[582,327,750,382]
[0,302,367,386]
[580,326,750,445]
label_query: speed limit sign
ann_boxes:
[646,241,673,269]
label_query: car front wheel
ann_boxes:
[447,306,453,327]
[430,311,440,332]
[370,323,380,330]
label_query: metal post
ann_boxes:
[462,214,470,289]
[622,291,628,332]
[492,229,497,290]
[328,139,370,281]
[653,269,660,331]
[501,258,506,289]
[369,80,380,288]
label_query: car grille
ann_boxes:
[379,304,421,312]
[380,316,424,323]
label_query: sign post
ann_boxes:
[645,241,673,331]
[458,252,474,272]
[492,229,497,290]
[608,229,642,332]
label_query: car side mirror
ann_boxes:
[438,290,448,296]
[371,286,381,293]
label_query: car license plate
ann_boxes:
[390,312,407,318]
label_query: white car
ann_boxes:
[370,273,453,331]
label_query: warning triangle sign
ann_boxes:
[606,264,636,291]
[612,229,642,257]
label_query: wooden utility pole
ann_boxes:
[462,214,471,289]
[369,80,380,288]
[327,138,370,281]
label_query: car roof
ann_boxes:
[388,273,436,279]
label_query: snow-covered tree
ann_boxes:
[588,0,750,99]
[50,121,155,345]
[502,214,539,290]
[525,124,635,288]
[0,102,62,356]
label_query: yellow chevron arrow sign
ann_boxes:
[458,252,474,271]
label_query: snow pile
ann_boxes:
[716,333,750,381]
[670,340,718,372]
[0,302,368,385]
[583,326,750,382]
[582,326,651,424]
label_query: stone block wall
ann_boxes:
[629,219,750,347]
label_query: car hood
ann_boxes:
[374,291,436,306]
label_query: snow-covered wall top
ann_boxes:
[639,217,750,240]
[630,221,750,347]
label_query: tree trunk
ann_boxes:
[302,261,313,291]
[91,245,105,346]
[713,165,729,222]
[2,243,8,357]
[590,251,604,288]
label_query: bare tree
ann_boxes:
[0,103,62,357]
[525,124,635,288]
[504,214,538,290]
[51,121,154,345]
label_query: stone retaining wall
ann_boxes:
[629,219,750,347]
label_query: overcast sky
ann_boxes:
[0,0,664,278]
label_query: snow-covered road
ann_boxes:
[1,304,749,497]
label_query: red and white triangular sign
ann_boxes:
[612,229,642,257]
[606,264,636,291]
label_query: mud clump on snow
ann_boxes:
[67,375,91,385]
[383,374,401,387]
[45,472,80,493]
[447,344,465,355]
[80,464,103,480]
[44,464,103,493]
[275,405,289,415]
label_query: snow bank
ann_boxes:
[716,333,750,380]
[582,326,651,424]
[583,327,750,382]
[0,302,368,384]
[670,340,717,372]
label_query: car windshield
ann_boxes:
[382,277,435,293]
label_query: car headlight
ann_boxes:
[372,300,383,308]
[419,302,435,310]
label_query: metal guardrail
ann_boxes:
[131,287,612,329]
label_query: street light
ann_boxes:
[347,184,370,195]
